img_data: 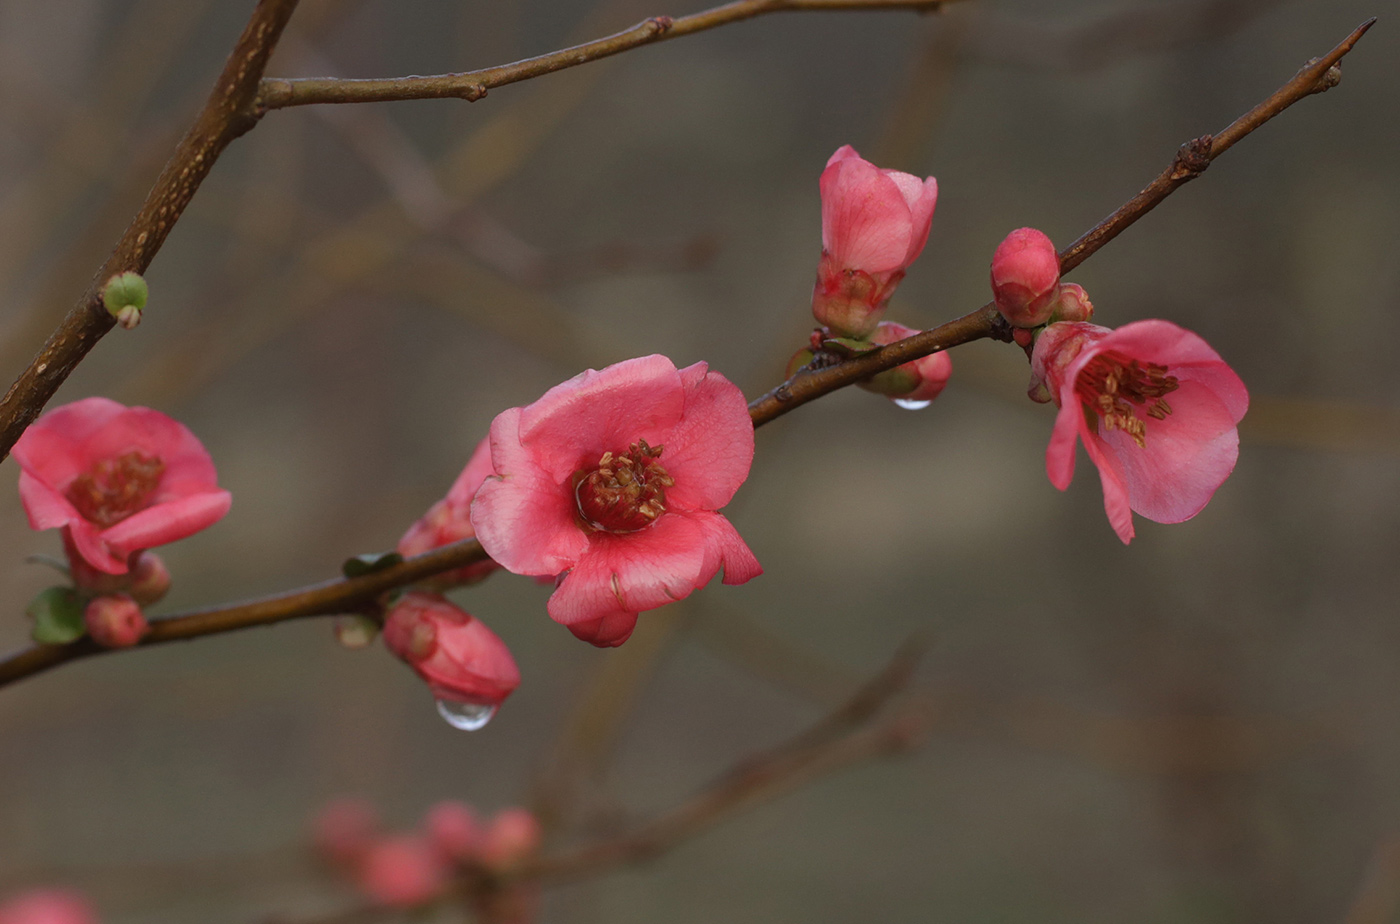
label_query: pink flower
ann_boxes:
[990,227,1061,328]
[397,439,501,587]
[357,836,448,908]
[424,801,482,863]
[0,891,98,924]
[13,398,230,574]
[813,145,938,339]
[382,593,520,708]
[83,594,148,648]
[471,355,762,648]
[479,808,542,871]
[859,321,953,404]
[1030,320,1249,544]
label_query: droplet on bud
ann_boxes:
[893,398,932,410]
[435,699,496,731]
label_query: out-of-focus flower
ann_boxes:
[0,890,98,924]
[313,798,381,869]
[990,227,1062,328]
[812,145,938,339]
[357,836,448,908]
[82,594,148,648]
[397,439,501,588]
[1030,320,1249,543]
[425,800,482,863]
[382,593,520,708]
[472,355,762,647]
[857,321,953,405]
[13,398,230,574]
[479,808,542,871]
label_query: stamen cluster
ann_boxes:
[64,451,165,528]
[1075,352,1179,447]
[573,440,674,533]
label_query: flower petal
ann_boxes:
[101,489,232,558]
[516,355,686,483]
[17,471,80,531]
[472,407,589,576]
[1045,397,1082,492]
[820,156,917,273]
[687,510,763,585]
[548,515,709,626]
[660,363,755,511]
[1078,424,1136,544]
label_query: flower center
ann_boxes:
[1076,351,1180,448]
[64,451,166,528]
[573,440,674,533]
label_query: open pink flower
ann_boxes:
[397,438,501,587]
[471,355,761,647]
[13,397,230,574]
[813,145,938,339]
[382,593,520,708]
[1030,320,1249,544]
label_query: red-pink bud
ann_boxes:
[1050,282,1094,323]
[83,594,147,648]
[424,800,482,863]
[856,321,953,406]
[0,890,98,924]
[479,809,542,870]
[990,227,1061,328]
[313,798,380,868]
[398,439,502,589]
[383,593,520,709]
[357,836,448,908]
[126,552,170,606]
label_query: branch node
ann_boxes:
[647,15,676,34]
[1310,62,1344,95]
[1170,135,1213,180]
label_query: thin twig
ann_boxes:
[745,18,1376,427]
[0,19,1376,692]
[0,0,302,463]
[517,639,932,883]
[256,0,961,110]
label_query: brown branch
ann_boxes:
[746,17,1376,427]
[0,0,302,463]
[256,0,961,110]
[517,639,933,883]
[0,537,490,689]
[0,18,1375,692]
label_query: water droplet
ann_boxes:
[436,699,496,731]
[893,398,931,411]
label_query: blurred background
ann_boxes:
[1,0,1398,920]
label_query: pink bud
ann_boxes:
[812,146,938,339]
[126,552,170,606]
[357,836,448,908]
[1050,282,1094,323]
[990,227,1061,328]
[479,808,542,870]
[397,439,501,589]
[424,800,482,863]
[382,593,520,709]
[857,321,953,404]
[83,594,147,648]
[0,891,98,924]
[313,798,380,868]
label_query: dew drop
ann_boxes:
[435,699,496,731]
[893,398,931,411]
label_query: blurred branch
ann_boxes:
[519,638,932,883]
[257,0,961,110]
[746,18,1377,427]
[0,0,302,462]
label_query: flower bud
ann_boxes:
[856,321,953,404]
[357,836,448,908]
[479,808,542,871]
[990,227,1061,328]
[83,594,148,648]
[313,798,380,868]
[126,552,171,606]
[0,890,99,924]
[1049,282,1094,323]
[382,593,520,709]
[424,800,482,864]
[333,614,380,649]
[101,271,147,322]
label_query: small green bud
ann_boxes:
[27,586,87,645]
[102,271,148,327]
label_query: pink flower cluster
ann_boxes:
[13,398,229,648]
[313,798,541,911]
